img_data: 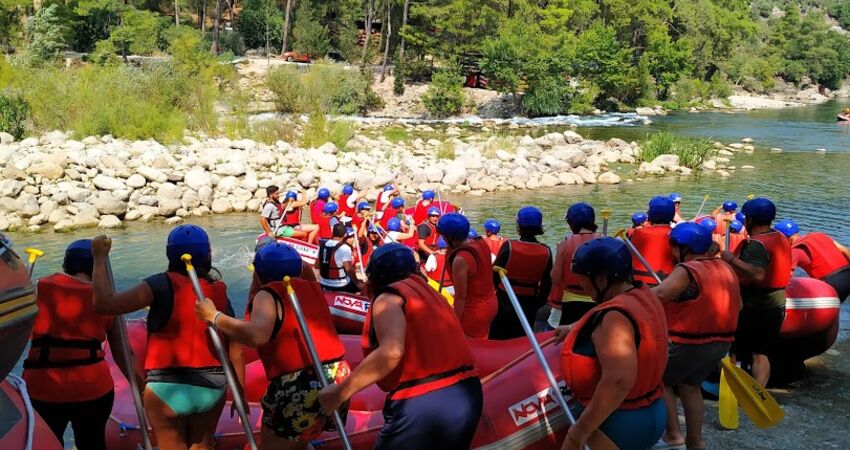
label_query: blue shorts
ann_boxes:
[375,377,483,450]
[570,397,666,450]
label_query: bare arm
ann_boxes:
[259,215,272,236]
[195,290,276,348]
[834,240,850,263]
[548,242,566,302]
[452,255,470,319]
[91,236,154,315]
[651,265,689,302]
[721,251,766,284]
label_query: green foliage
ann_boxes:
[436,140,456,160]
[421,68,465,118]
[219,30,246,56]
[107,9,164,57]
[291,0,330,57]
[267,65,305,112]
[235,0,283,50]
[0,94,29,139]
[522,76,569,117]
[638,132,715,170]
[383,127,410,142]
[267,63,382,115]
[301,109,355,149]
[26,4,69,64]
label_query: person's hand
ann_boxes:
[425,254,437,272]
[91,235,112,258]
[562,424,590,450]
[720,251,735,263]
[553,324,572,343]
[318,383,346,416]
[194,297,219,323]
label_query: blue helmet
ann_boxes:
[517,206,544,228]
[669,222,713,254]
[342,184,354,195]
[722,201,738,212]
[391,197,405,209]
[422,190,436,201]
[631,212,647,227]
[669,192,683,203]
[383,184,395,192]
[775,219,799,237]
[64,239,93,275]
[571,237,632,282]
[741,198,776,225]
[387,217,402,231]
[427,206,441,217]
[468,229,479,238]
[566,202,595,227]
[436,213,470,240]
[437,237,447,249]
[285,191,298,201]
[166,224,211,265]
[367,224,380,234]
[253,243,302,283]
[323,202,338,214]
[366,243,418,286]
[729,220,744,233]
[699,217,717,234]
[357,201,371,212]
[648,196,675,224]
[484,218,502,233]
[735,212,745,222]
[317,188,330,200]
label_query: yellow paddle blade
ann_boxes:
[720,357,784,428]
[719,364,739,429]
[427,277,454,306]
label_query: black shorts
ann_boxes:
[731,306,785,357]
[823,265,850,302]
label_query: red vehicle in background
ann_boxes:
[281,51,311,63]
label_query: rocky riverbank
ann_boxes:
[0,128,753,233]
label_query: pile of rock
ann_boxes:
[0,128,706,233]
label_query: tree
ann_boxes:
[291,0,329,56]
[26,4,69,64]
[108,9,163,60]
[360,0,374,68]
[235,0,283,50]
[379,0,392,82]
[280,0,294,54]
[211,0,222,53]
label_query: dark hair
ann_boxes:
[518,226,544,237]
[569,222,598,234]
[266,185,279,196]
[167,258,221,283]
[63,257,93,277]
[332,223,347,238]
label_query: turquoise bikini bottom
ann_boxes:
[147,382,225,416]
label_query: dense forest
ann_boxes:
[1,0,849,138]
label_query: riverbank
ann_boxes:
[0,127,757,233]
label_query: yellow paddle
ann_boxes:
[718,362,739,429]
[720,357,784,428]
[24,247,44,277]
[600,210,611,236]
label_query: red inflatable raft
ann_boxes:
[104,320,570,450]
[0,235,38,381]
[771,277,841,363]
[0,377,63,450]
[325,291,370,334]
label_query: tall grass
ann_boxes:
[383,127,410,142]
[267,62,382,116]
[436,140,456,160]
[637,132,716,170]
[301,110,355,149]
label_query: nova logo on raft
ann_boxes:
[334,296,370,313]
[509,382,566,427]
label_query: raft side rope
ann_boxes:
[283,276,354,450]
[493,266,589,450]
[181,254,259,450]
[6,374,35,450]
[106,256,154,450]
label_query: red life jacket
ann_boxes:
[23,273,114,402]
[319,240,348,282]
[484,236,505,257]
[362,276,476,400]
[449,238,498,339]
[499,240,551,297]
[282,205,302,227]
[412,200,432,225]
[549,233,599,306]
[793,232,849,279]
[310,200,326,224]
[426,252,453,287]
[380,206,399,229]
[725,233,746,254]
[317,215,333,240]
[338,194,354,217]
[375,193,391,213]
[629,224,675,285]
[560,284,667,409]
[736,231,792,290]
[714,212,735,235]
[421,221,440,249]
[665,259,741,344]
[250,279,345,379]
[361,237,380,269]
[145,272,228,371]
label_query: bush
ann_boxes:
[26,4,68,64]
[638,132,715,171]
[219,30,247,56]
[267,63,381,115]
[0,94,29,139]
[422,68,464,118]
[267,65,305,112]
[108,10,164,58]
[522,76,569,117]
[291,0,330,57]
[383,127,410,142]
[301,110,355,149]
[436,140,456,160]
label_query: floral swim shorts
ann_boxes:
[261,360,350,441]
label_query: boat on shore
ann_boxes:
[0,235,37,382]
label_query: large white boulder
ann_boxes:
[442,162,468,186]
[184,168,213,191]
[93,192,128,215]
[597,171,622,184]
[98,215,123,229]
[93,175,126,191]
[137,166,168,183]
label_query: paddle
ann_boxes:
[724,218,732,252]
[613,229,662,284]
[282,276,354,450]
[720,357,784,428]
[23,247,44,278]
[693,195,710,219]
[181,254,258,450]
[719,363,739,429]
[600,210,611,236]
[493,266,588,450]
[105,255,154,450]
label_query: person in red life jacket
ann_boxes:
[548,202,599,328]
[90,225,234,450]
[626,212,647,239]
[710,200,738,235]
[417,206,442,264]
[379,197,405,229]
[382,217,416,245]
[309,187,331,225]
[553,237,668,450]
[351,201,372,230]
[630,196,676,286]
[490,206,552,340]
[482,219,506,260]
[316,202,341,241]
[22,240,134,450]
[337,184,367,219]
[719,197,790,386]
[723,219,747,254]
[317,243,482,450]
[670,192,684,223]
[411,190,437,225]
[375,184,399,215]
[259,186,312,242]
[316,223,363,294]
[697,217,722,257]
[437,213,498,339]
[652,223,741,450]
[776,218,850,302]
[194,243,349,450]
[357,223,384,269]
[425,237,453,292]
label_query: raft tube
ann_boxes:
[0,378,63,450]
[770,277,840,363]
[105,320,571,450]
[0,234,37,381]
[255,234,320,265]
